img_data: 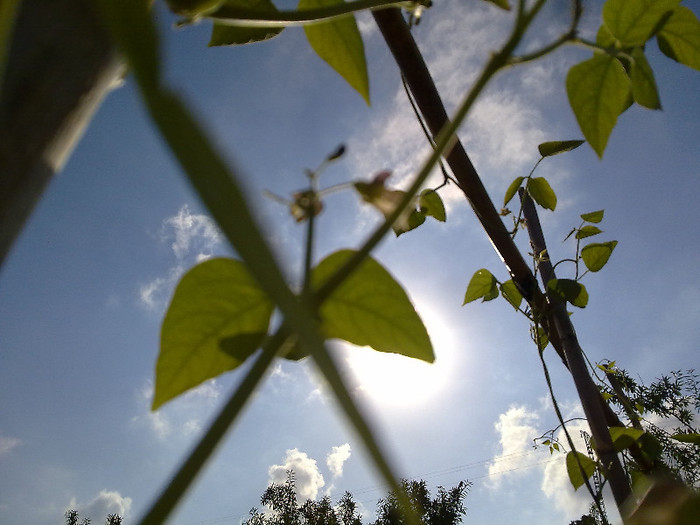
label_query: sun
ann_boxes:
[343,304,456,407]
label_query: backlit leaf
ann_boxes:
[313,250,434,362]
[154,258,274,409]
[503,176,524,206]
[209,0,283,46]
[500,279,523,310]
[527,177,557,211]
[630,47,661,109]
[610,427,645,451]
[576,225,603,239]
[657,6,700,71]
[567,55,630,157]
[301,0,370,104]
[581,210,605,223]
[538,140,585,157]
[603,0,680,47]
[419,189,446,222]
[463,269,498,304]
[581,241,618,272]
[566,451,598,490]
[671,433,700,445]
[547,278,589,308]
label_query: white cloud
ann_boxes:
[68,490,132,522]
[488,401,602,521]
[0,435,21,457]
[326,443,351,478]
[139,204,222,311]
[488,405,541,488]
[163,204,221,261]
[131,379,222,441]
[268,448,325,502]
[540,416,594,519]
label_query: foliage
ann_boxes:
[65,510,122,525]
[371,479,471,525]
[3,0,699,523]
[598,364,700,488]
[244,470,469,525]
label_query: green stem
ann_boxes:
[209,0,429,27]
[538,346,607,519]
[139,327,292,525]
[315,5,525,304]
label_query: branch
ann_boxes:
[519,189,632,510]
[0,0,123,269]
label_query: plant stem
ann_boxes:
[139,327,292,525]
[210,0,430,27]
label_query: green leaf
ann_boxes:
[534,325,549,350]
[154,258,274,409]
[526,177,557,211]
[566,451,598,490]
[610,427,645,451]
[209,0,283,46]
[547,279,589,308]
[483,0,511,10]
[503,176,524,206]
[602,0,680,47]
[581,210,605,223]
[538,140,585,157]
[657,6,700,71]
[581,240,618,272]
[313,250,434,362]
[500,279,523,310]
[419,189,446,222]
[566,55,631,157]
[576,225,603,239]
[630,47,661,109]
[301,0,370,104]
[671,433,700,445]
[596,23,617,47]
[463,269,498,304]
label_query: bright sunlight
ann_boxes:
[344,304,457,407]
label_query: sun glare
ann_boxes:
[344,305,456,407]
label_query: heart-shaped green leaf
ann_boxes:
[580,210,605,223]
[154,258,274,409]
[567,55,630,157]
[603,0,680,47]
[419,189,446,222]
[500,279,523,310]
[463,269,498,304]
[312,250,434,362]
[657,6,700,71]
[538,140,585,158]
[630,47,661,109]
[527,177,557,211]
[576,225,603,240]
[301,0,370,104]
[547,278,589,308]
[504,176,524,206]
[566,451,598,490]
[581,241,618,272]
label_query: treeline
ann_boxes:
[244,470,471,525]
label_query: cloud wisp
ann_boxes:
[326,443,352,479]
[139,204,222,311]
[488,401,593,520]
[67,490,132,522]
[0,434,21,457]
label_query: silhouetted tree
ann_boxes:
[244,470,469,525]
[64,509,122,525]
[371,479,470,525]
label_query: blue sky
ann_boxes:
[1,1,699,524]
